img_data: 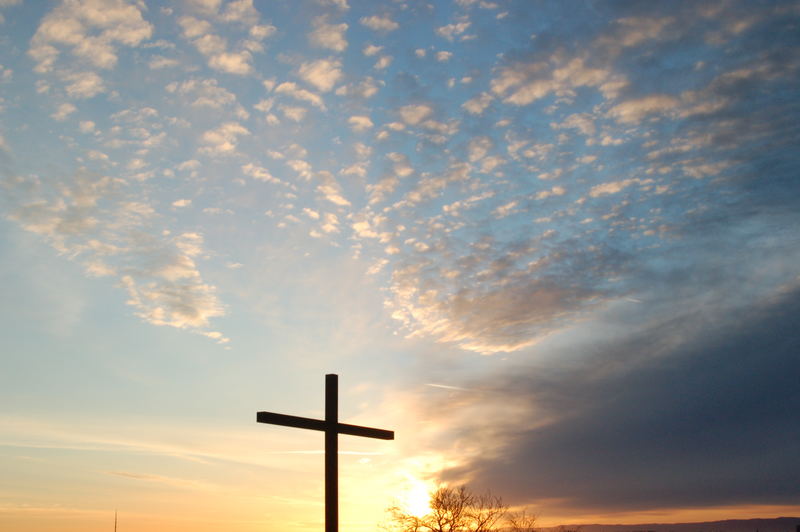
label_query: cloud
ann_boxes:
[280,105,308,122]
[436,51,452,62]
[589,178,653,197]
[148,55,179,69]
[436,20,471,41]
[551,112,596,136]
[51,102,76,121]
[199,121,249,156]
[29,0,153,72]
[462,92,493,115]
[363,43,383,56]
[491,57,624,106]
[166,78,237,108]
[389,264,603,353]
[241,163,281,184]
[467,136,492,162]
[316,171,350,206]
[208,50,253,75]
[64,71,106,99]
[444,286,800,510]
[348,115,374,132]
[374,55,393,70]
[308,15,348,52]
[275,82,326,109]
[178,15,255,75]
[297,58,342,92]
[398,104,433,125]
[335,76,381,98]
[121,273,224,330]
[2,170,228,341]
[608,94,680,124]
[360,15,399,32]
[178,15,211,39]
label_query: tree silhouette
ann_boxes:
[385,485,536,532]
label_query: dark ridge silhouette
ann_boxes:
[538,518,800,532]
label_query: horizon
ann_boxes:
[1,1,799,531]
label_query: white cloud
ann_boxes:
[275,82,325,109]
[29,0,152,72]
[387,152,413,177]
[251,23,276,40]
[318,0,349,10]
[316,172,350,206]
[492,58,624,106]
[398,104,433,125]
[199,122,249,156]
[334,76,381,99]
[608,94,679,124]
[122,274,224,330]
[462,92,493,115]
[65,71,105,99]
[308,15,348,52]
[148,55,179,69]
[286,159,313,180]
[177,160,201,172]
[242,163,281,184]
[589,178,653,197]
[51,102,76,121]
[436,20,471,41]
[208,51,253,75]
[220,0,260,25]
[86,149,108,160]
[172,199,192,208]
[178,15,255,75]
[320,212,339,233]
[374,55,393,70]
[280,105,308,122]
[551,112,596,136]
[535,185,566,200]
[186,0,221,17]
[178,16,211,39]
[436,51,452,62]
[467,136,492,162]
[359,15,399,32]
[167,78,237,108]
[348,115,374,132]
[4,171,227,339]
[363,44,383,56]
[297,58,342,92]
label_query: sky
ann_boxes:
[0,0,799,531]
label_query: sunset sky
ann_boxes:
[1,1,799,531]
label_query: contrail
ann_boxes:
[425,383,469,391]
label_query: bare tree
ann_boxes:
[506,509,537,532]
[385,486,509,532]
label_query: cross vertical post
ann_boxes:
[325,374,338,532]
[257,373,394,532]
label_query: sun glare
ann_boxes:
[399,475,435,517]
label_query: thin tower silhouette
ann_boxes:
[114,510,117,532]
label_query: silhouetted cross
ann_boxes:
[257,374,394,532]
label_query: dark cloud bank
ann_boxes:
[445,286,800,510]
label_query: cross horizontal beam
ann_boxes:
[257,411,394,440]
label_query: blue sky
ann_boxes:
[1,1,799,531]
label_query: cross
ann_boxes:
[257,374,394,532]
